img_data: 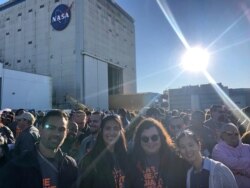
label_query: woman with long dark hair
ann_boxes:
[77,114,129,188]
[126,118,188,188]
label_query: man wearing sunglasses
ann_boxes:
[0,110,77,188]
[212,122,250,188]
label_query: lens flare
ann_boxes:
[181,47,210,72]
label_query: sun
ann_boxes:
[180,46,210,72]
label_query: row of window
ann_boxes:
[5,0,60,21]
[4,34,33,44]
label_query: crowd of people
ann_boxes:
[0,104,249,188]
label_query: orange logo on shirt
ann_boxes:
[113,169,125,188]
[43,178,56,188]
[143,166,163,188]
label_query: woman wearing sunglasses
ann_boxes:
[77,114,129,188]
[176,130,238,188]
[126,118,188,188]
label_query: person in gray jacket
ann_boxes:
[14,111,40,156]
[176,130,238,188]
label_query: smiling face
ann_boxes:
[140,126,161,155]
[177,135,201,165]
[39,116,68,151]
[102,119,121,148]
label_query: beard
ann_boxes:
[90,129,98,135]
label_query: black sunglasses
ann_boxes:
[141,134,160,143]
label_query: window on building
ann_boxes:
[55,0,60,2]
[28,9,33,12]
[40,5,44,8]
[17,29,22,32]
[6,32,9,35]
[28,41,32,44]
[6,17,10,21]
[108,65,123,95]
[18,13,22,16]
[17,60,21,63]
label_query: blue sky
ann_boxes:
[116,0,250,93]
[1,0,250,93]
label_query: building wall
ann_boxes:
[109,92,160,111]
[82,0,136,94]
[0,0,76,106]
[0,0,136,109]
[169,83,229,111]
[229,89,250,108]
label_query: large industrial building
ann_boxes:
[0,0,136,109]
[168,83,250,111]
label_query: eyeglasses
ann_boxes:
[141,134,160,143]
[44,124,67,133]
[224,132,239,137]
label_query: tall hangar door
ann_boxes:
[84,56,108,110]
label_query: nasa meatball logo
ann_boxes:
[51,4,71,31]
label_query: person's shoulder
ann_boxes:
[81,134,93,144]
[29,126,39,132]
[204,118,213,125]
[78,152,94,171]
[62,152,77,166]
[1,125,12,132]
[10,149,38,167]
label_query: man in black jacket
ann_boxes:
[0,110,78,188]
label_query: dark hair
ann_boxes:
[91,111,104,119]
[15,109,25,116]
[210,104,222,113]
[41,110,68,128]
[176,130,200,148]
[191,110,205,119]
[146,107,161,117]
[118,108,127,116]
[126,115,145,142]
[85,110,92,116]
[80,114,128,171]
[95,114,127,153]
[241,130,250,145]
[132,118,174,166]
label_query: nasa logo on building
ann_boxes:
[51,4,71,31]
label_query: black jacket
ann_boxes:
[78,150,129,188]
[125,151,189,188]
[0,148,78,188]
[0,125,15,144]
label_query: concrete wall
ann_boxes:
[0,0,136,109]
[82,0,136,94]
